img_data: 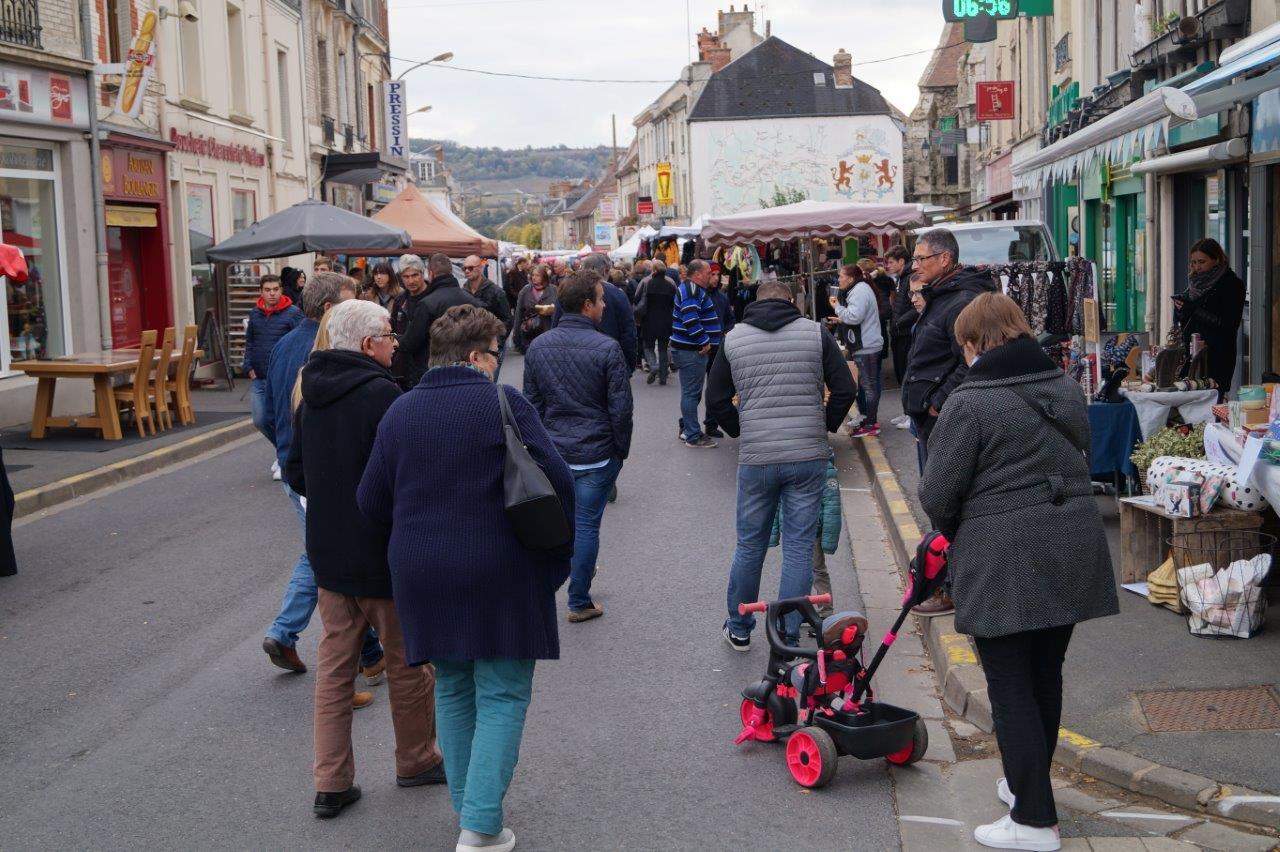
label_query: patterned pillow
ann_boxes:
[1147,456,1269,512]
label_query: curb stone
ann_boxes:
[13,418,257,518]
[850,436,1280,833]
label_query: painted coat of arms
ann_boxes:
[831,129,899,202]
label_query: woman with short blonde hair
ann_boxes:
[920,291,1117,851]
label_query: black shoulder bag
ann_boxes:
[496,385,572,550]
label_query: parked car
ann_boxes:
[911,220,1060,266]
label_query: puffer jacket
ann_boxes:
[243,296,302,377]
[901,267,997,419]
[919,337,1119,638]
[523,313,633,465]
[768,452,842,554]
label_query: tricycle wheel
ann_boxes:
[885,718,929,766]
[786,726,838,788]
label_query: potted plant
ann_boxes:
[1131,423,1206,493]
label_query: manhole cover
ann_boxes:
[1136,686,1280,732]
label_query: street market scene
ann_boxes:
[2,0,1280,850]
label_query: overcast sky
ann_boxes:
[387,0,945,149]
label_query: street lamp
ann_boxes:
[396,51,454,81]
[410,105,432,115]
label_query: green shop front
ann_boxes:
[1081,159,1147,333]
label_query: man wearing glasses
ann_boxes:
[462,255,513,378]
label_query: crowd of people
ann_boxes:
[242,230,1120,852]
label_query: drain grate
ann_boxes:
[1136,686,1280,732]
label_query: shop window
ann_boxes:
[179,1,204,101]
[276,49,292,148]
[226,3,248,115]
[944,152,959,186]
[187,183,216,340]
[0,144,66,366]
[231,188,255,233]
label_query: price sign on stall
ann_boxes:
[943,0,1018,21]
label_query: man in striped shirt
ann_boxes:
[671,259,722,448]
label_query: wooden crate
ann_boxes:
[1118,498,1266,584]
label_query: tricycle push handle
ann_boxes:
[737,593,830,615]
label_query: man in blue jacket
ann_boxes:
[261,272,383,698]
[671,259,722,448]
[244,273,302,455]
[524,270,633,624]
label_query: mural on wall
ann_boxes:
[697,120,903,214]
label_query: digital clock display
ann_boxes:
[942,0,1019,21]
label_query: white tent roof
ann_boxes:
[700,200,926,246]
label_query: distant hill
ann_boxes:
[407,139,612,185]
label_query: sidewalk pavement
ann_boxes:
[831,439,1278,851]
[857,393,1280,834]
[1,386,257,516]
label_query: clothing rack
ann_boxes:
[980,257,1097,339]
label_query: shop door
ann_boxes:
[107,225,143,347]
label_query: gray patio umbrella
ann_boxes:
[206,199,411,261]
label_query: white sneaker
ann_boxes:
[973,814,1060,851]
[270,460,282,481]
[456,827,515,852]
[891,414,910,427]
[997,777,1015,808]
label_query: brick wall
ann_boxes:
[37,0,83,58]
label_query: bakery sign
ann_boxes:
[169,129,266,166]
[102,149,164,201]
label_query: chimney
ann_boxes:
[765,19,770,37]
[706,46,732,73]
[697,27,720,61]
[833,49,853,89]
[433,144,446,165]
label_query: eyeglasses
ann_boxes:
[911,252,943,265]
[369,332,400,342]
[483,349,501,358]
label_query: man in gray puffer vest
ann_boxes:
[706,281,856,649]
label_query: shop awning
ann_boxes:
[321,152,406,188]
[1183,21,1280,96]
[207,199,410,261]
[1183,65,1280,121]
[699,200,926,247]
[1012,88,1198,187]
[1130,138,1248,175]
[106,205,158,228]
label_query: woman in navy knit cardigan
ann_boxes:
[357,304,573,852]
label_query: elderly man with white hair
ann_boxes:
[285,298,445,819]
[389,253,430,389]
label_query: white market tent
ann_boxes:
[608,226,657,261]
[699,200,926,247]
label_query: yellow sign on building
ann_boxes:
[656,162,674,206]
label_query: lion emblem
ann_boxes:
[874,159,898,188]
[831,160,855,191]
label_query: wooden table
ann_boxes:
[12,349,201,441]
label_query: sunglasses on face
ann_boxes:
[463,265,481,271]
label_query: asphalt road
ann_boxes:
[0,354,900,851]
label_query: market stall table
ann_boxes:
[1088,400,1143,487]
[12,349,202,441]
[1121,388,1218,439]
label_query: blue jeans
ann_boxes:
[672,348,707,442]
[725,459,827,642]
[568,457,623,611]
[250,378,271,440]
[434,658,536,836]
[267,483,381,666]
[854,353,883,425]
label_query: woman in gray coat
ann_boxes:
[920,293,1117,852]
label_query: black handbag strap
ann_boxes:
[1004,383,1089,463]
[496,383,525,446]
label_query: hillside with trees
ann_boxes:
[407,139,611,183]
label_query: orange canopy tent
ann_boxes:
[371,183,498,258]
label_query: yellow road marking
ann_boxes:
[1058,727,1100,749]
[940,633,977,665]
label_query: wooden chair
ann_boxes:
[149,327,176,430]
[111,330,158,438]
[168,324,198,426]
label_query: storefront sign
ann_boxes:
[976,81,1016,121]
[372,182,399,204]
[102,148,164,201]
[593,222,614,250]
[656,162,674,206]
[105,204,158,227]
[637,196,654,215]
[169,129,266,166]
[118,11,157,119]
[0,63,89,129]
[384,80,406,158]
[599,195,618,223]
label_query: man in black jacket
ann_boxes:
[399,253,480,387]
[553,253,638,372]
[886,245,915,387]
[285,299,445,819]
[463,254,513,378]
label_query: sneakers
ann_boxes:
[722,625,750,652]
[271,459,282,481]
[397,762,447,787]
[973,814,1060,851]
[352,690,375,710]
[891,414,911,428]
[851,421,881,438]
[685,435,718,449]
[457,827,516,852]
[313,785,361,818]
[997,777,1016,808]
[262,637,306,673]
[911,589,955,617]
[361,658,386,687]
[567,604,603,623]
[704,425,725,439]
[647,370,659,385]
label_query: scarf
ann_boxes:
[1183,264,1226,304]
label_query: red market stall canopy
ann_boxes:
[372,183,499,258]
[699,200,927,247]
[206,199,410,261]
